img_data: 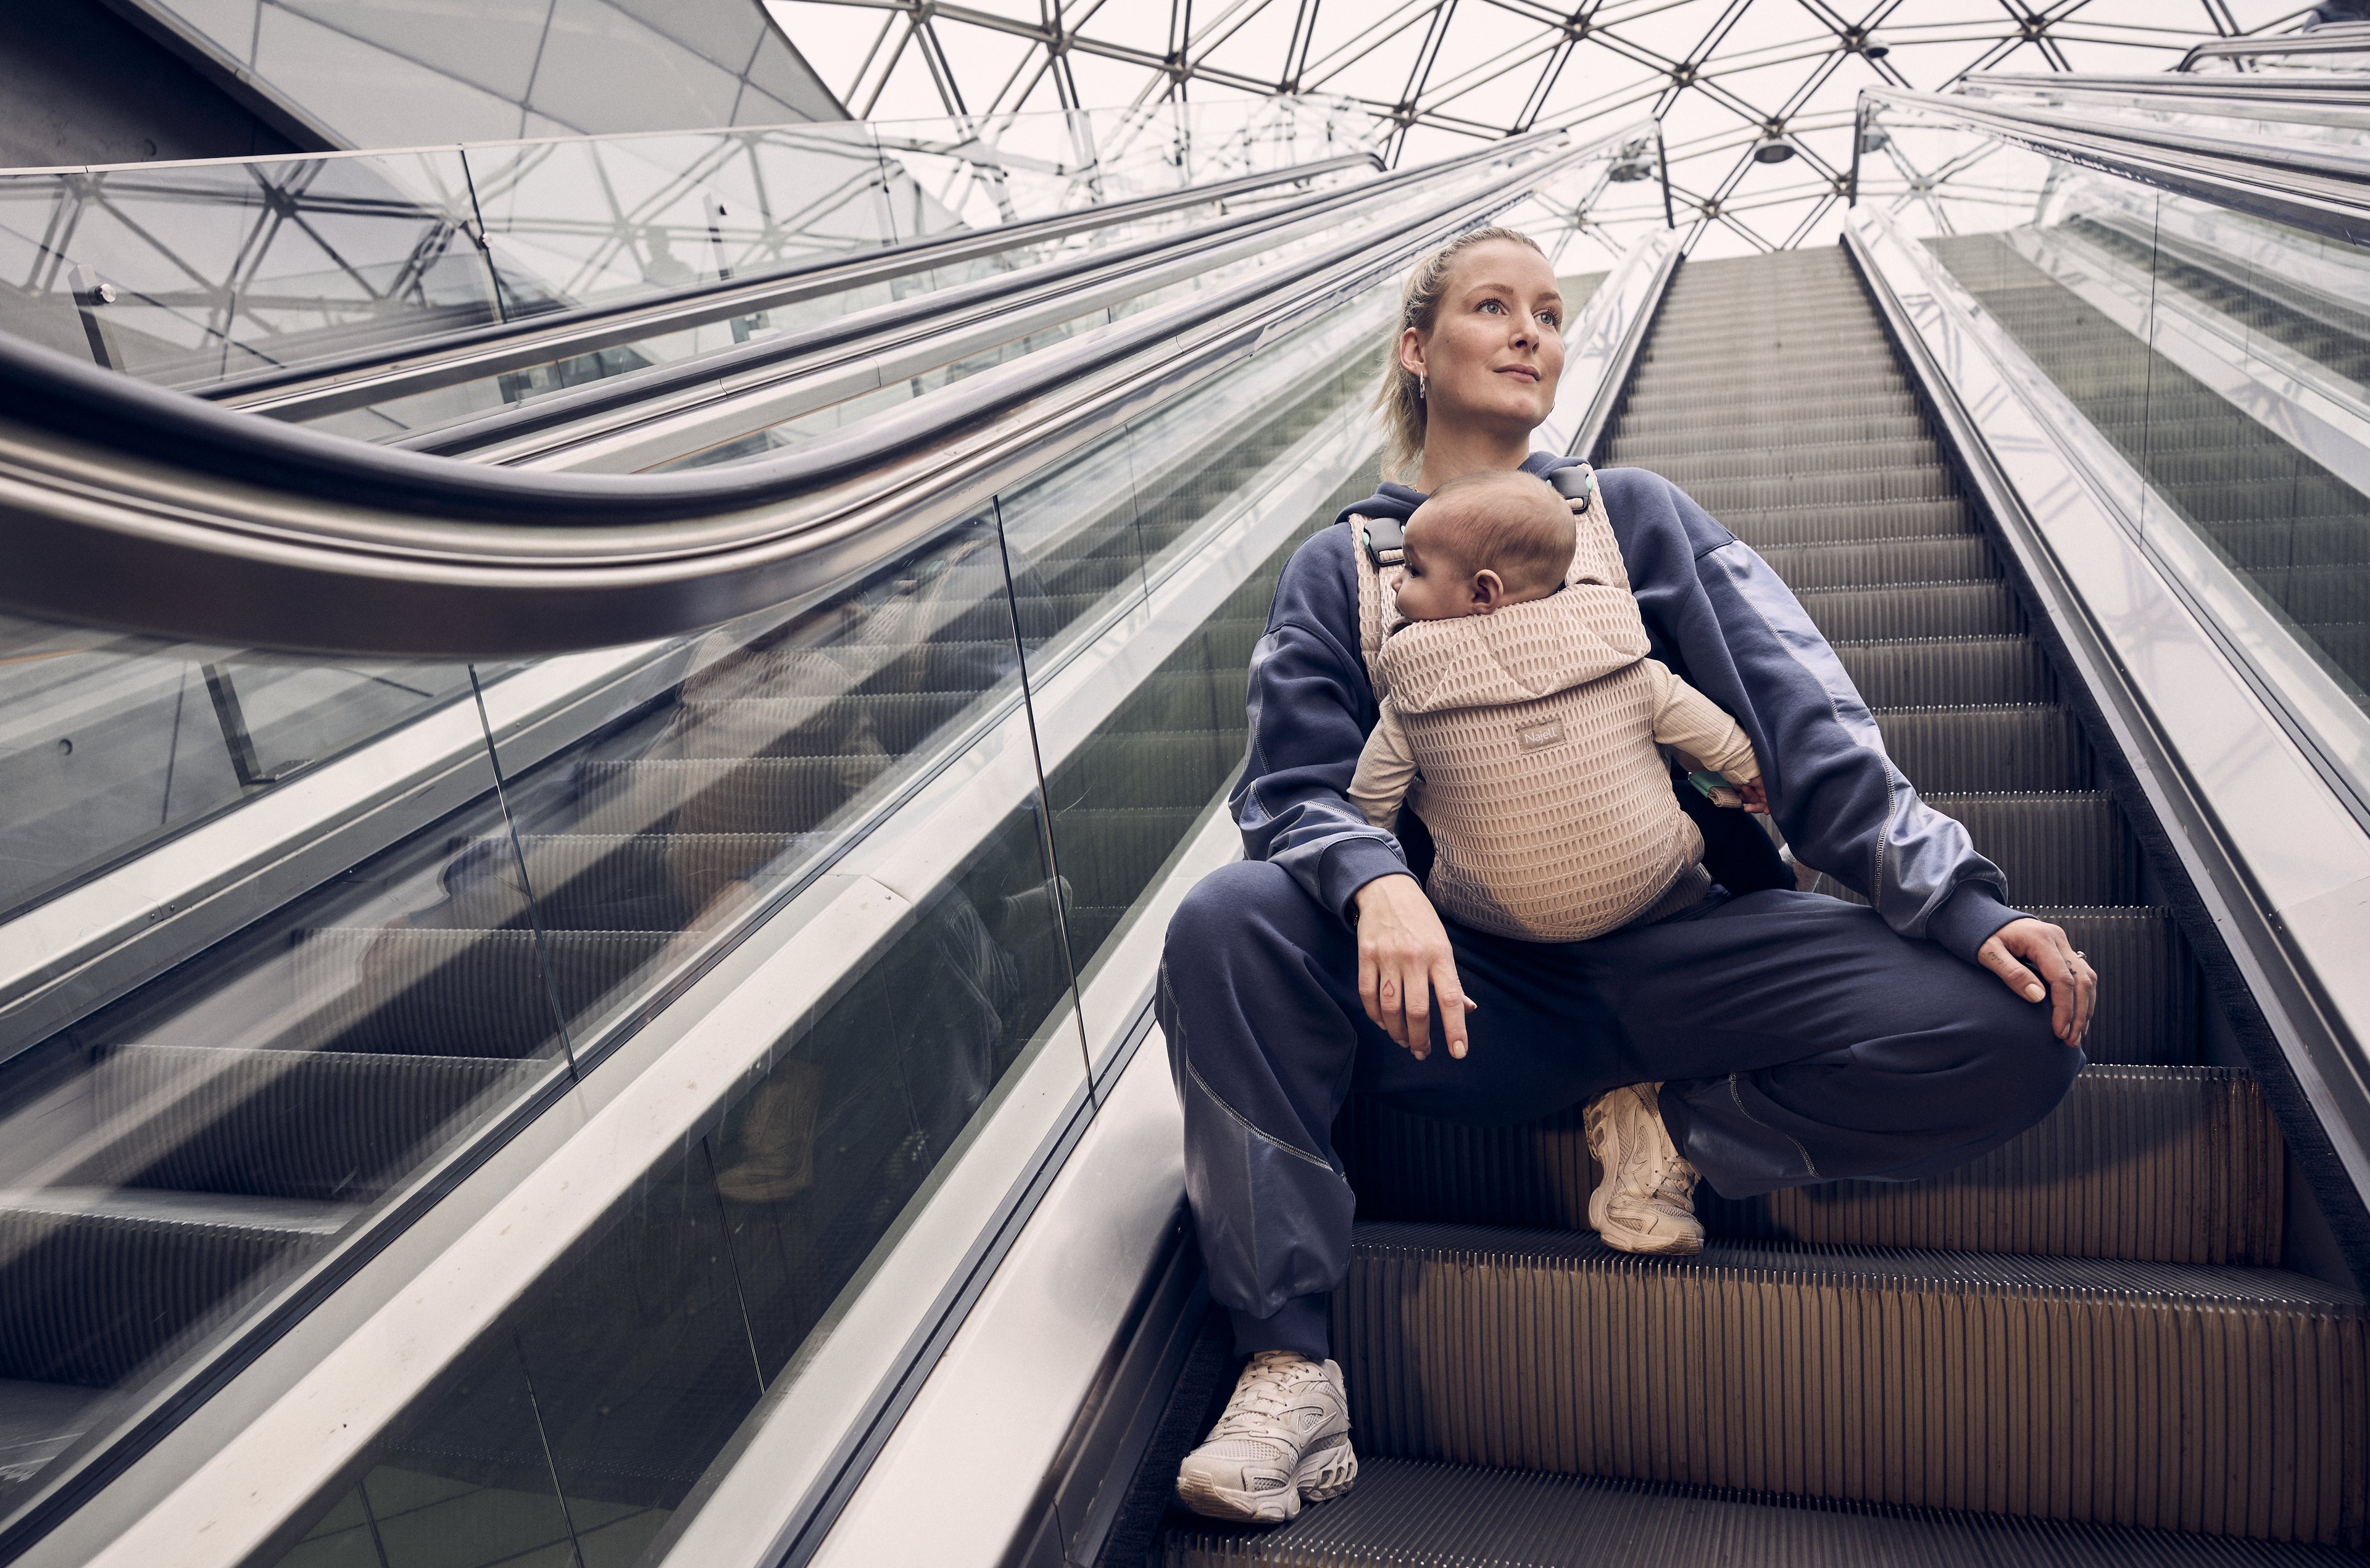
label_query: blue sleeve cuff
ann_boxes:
[1320,837,1412,924]
[1926,882,2025,966]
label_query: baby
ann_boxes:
[1349,468,1763,942]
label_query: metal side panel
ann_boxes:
[1534,227,1679,463]
[699,1024,1190,1568]
[1845,205,2370,1235]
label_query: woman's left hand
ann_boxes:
[1975,916,2096,1047]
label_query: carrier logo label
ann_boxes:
[1518,718,1565,751]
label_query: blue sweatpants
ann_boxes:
[1157,861,2081,1360]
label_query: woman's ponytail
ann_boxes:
[1375,225,1548,480]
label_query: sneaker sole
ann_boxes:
[1174,1467,1302,1524]
[1297,1433,1359,1501]
[1173,1436,1360,1522]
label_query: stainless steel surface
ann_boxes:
[800,1027,1186,1568]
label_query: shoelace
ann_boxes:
[1211,1356,1320,1438]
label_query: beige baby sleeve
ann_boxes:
[1646,660,1761,781]
[1349,700,1418,828]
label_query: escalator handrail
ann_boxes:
[2179,22,2370,72]
[0,124,1629,657]
[1863,88,2370,247]
[205,149,1387,418]
[391,138,1522,460]
[1963,70,2370,107]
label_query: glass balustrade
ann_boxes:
[0,95,1378,429]
[1860,93,2370,805]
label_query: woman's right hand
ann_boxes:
[1353,873,1475,1061]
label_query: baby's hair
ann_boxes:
[1411,470,1574,595]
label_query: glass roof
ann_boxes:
[765,0,2313,262]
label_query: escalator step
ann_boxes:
[731,639,1016,691]
[293,927,672,1056]
[1647,467,1955,513]
[1606,411,1927,458]
[1873,705,2082,793]
[1928,792,2138,907]
[666,692,981,756]
[1332,1222,2366,1543]
[1710,498,1976,547]
[1796,581,2018,642]
[0,1203,326,1386]
[1623,441,1942,483]
[1162,1454,2369,1567]
[514,832,815,929]
[575,756,887,837]
[1612,393,1920,439]
[1339,1064,2274,1264]
[1752,536,1994,589]
[65,1044,530,1202]
[1049,806,1213,912]
[1832,637,2046,708]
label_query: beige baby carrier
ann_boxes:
[1351,467,1710,942]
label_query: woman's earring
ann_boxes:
[1417,373,1426,401]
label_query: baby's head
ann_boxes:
[1394,468,1574,621]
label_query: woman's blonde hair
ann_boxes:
[1376,225,1549,479]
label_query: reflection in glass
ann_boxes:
[258,799,1070,1568]
[0,616,475,923]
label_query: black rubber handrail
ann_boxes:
[1862,88,2370,249]
[0,125,1619,656]
[209,149,1384,420]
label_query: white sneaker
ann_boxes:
[1584,1082,1705,1255]
[1173,1351,1359,1523]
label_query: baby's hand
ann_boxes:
[1736,779,1768,815]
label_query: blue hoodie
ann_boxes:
[1229,453,2023,963]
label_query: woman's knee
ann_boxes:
[1971,987,2082,1132]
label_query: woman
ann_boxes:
[1161,226,2097,1526]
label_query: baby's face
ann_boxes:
[1391,507,1477,622]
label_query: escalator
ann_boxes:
[1129,83,2370,1568]
[1162,243,2360,1565]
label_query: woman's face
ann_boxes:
[1398,240,1565,447]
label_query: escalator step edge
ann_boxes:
[1162,1456,2369,1567]
[1329,1224,2364,1545]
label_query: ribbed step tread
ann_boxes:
[1874,704,2082,793]
[1753,536,1994,590]
[1163,1456,2370,1566]
[1711,498,1976,546]
[292,927,673,1056]
[62,1044,530,1201]
[1833,637,2047,708]
[0,1205,322,1385]
[1335,1222,2365,1543]
[1341,1064,2275,1263]
[1797,581,2018,643]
